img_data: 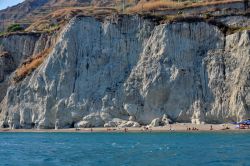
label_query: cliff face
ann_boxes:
[0,33,56,101]
[0,15,250,129]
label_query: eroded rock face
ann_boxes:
[0,33,54,102]
[0,15,250,129]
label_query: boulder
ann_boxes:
[118,121,140,128]
[75,113,104,128]
[74,121,89,128]
[149,118,160,127]
[104,121,117,127]
[161,114,172,125]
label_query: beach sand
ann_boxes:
[0,123,248,133]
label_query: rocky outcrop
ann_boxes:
[149,118,160,127]
[0,15,250,129]
[149,114,173,127]
[0,33,55,102]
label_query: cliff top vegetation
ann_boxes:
[0,0,249,36]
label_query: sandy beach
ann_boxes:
[0,123,249,133]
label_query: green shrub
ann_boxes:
[7,24,24,32]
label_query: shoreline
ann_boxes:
[1,123,249,133]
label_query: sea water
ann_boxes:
[0,132,249,166]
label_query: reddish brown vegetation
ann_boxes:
[14,48,52,82]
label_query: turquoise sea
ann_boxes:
[0,132,250,166]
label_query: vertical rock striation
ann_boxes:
[0,33,54,101]
[0,15,250,129]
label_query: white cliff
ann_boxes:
[0,15,250,129]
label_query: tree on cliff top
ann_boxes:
[7,24,24,32]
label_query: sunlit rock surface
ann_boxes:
[0,15,250,129]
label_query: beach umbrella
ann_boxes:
[245,120,250,125]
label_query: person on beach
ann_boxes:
[124,128,128,132]
[107,128,111,132]
[192,127,198,131]
[210,125,213,130]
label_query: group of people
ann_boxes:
[186,127,199,131]
[106,127,129,132]
[141,126,152,132]
[75,128,93,132]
